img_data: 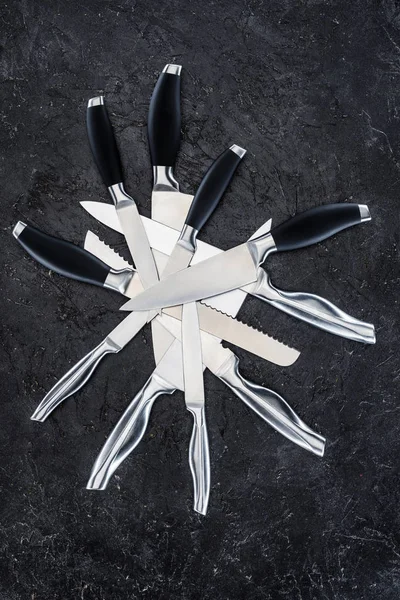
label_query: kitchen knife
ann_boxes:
[182,302,210,514]
[13,222,300,427]
[87,313,325,492]
[13,220,325,464]
[83,236,324,459]
[148,142,245,514]
[122,204,376,341]
[83,232,299,364]
[13,222,299,364]
[81,200,375,343]
[87,96,159,291]
[147,64,190,366]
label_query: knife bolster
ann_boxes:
[153,165,180,192]
[104,268,136,295]
[177,224,198,254]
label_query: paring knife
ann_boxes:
[81,200,376,343]
[12,222,324,464]
[87,95,159,291]
[122,204,376,339]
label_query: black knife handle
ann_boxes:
[148,65,181,167]
[271,204,369,252]
[14,222,111,287]
[186,145,246,232]
[87,98,123,187]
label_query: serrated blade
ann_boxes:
[83,232,300,366]
[81,200,271,315]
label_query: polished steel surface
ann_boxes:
[82,200,374,343]
[12,221,27,238]
[104,268,135,295]
[229,144,246,158]
[182,302,210,514]
[121,242,259,311]
[87,340,184,490]
[31,337,121,422]
[87,96,104,107]
[83,232,301,365]
[108,182,160,290]
[158,314,325,457]
[359,204,371,222]
[152,166,180,192]
[251,270,376,344]
[162,63,182,76]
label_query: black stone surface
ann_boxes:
[1,1,399,598]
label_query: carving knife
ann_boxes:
[81,200,375,343]
[122,204,375,343]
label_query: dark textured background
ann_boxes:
[1,1,399,598]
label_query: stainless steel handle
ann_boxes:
[31,338,120,422]
[252,270,375,344]
[87,373,175,490]
[188,407,210,515]
[217,354,325,457]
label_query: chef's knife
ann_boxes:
[87,313,325,492]
[87,96,159,290]
[13,222,299,364]
[122,204,376,341]
[13,222,299,425]
[83,237,324,460]
[83,231,298,364]
[13,221,325,466]
[81,200,375,343]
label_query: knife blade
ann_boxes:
[87,311,325,492]
[121,204,376,344]
[152,143,245,515]
[82,232,299,365]
[148,64,190,365]
[13,221,299,422]
[81,242,321,461]
[12,221,325,468]
[182,302,210,514]
[81,200,376,343]
[86,96,159,291]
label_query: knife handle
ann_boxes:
[271,203,370,252]
[188,407,210,515]
[87,372,175,490]
[252,270,376,344]
[217,354,325,457]
[31,338,120,422]
[13,222,113,287]
[185,145,246,232]
[148,64,181,167]
[87,97,123,187]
